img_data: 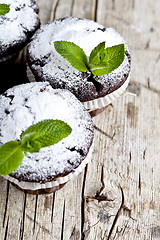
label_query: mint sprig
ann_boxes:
[0,4,10,16]
[0,141,24,176]
[0,119,72,175]
[54,41,125,76]
[54,41,88,72]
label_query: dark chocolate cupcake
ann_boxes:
[0,0,40,93]
[0,0,40,63]
[0,82,94,194]
[27,17,131,110]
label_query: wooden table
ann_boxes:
[1,0,160,239]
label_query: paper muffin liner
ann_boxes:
[27,65,130,111]
[3,141,94,191]
[83,75,131,111]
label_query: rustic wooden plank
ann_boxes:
[82,0,160,239]
[72,0,97,20]
[37,0,55,24]
[83,88,160,239]
[52,0,74,19]
[1,0,160,240]
[48,1,97,240]
[21,194,39,239]
[52,177,83,240]
[96,0,160,51]
[0,177,9,238]
[0,183,26,240]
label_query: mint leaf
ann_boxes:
[54,41,88,72]
[0,4,10,16]
[0,119,72,175]
[89,42,106,65]
[20,133,42,153]
[0,141,24,175]
[54,40,125,76]
[89,44,125,76]
[21,119,72,153]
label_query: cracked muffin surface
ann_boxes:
[27,17,131,102]
[0,82,94,183]
[0,0,40,59]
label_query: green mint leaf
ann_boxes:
[20,133,42,153]
[0,4,10,16]
[21,119,72,153]
[0,141,24,175]
[89,42,106,65]
[54,41,88,72]
[89,43,125,76]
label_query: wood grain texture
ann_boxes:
[0,0,160,239]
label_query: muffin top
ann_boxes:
[0,82,94,182]
[27,17,131,102]
[0,0,40,58]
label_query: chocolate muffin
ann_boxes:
[0,0,40,94]
[0,0,40,63]
[0,82,94,194]
[27,17,131,110]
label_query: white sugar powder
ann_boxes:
[0,0,39,53]
[28,17,131,100]
[0,82,93,182]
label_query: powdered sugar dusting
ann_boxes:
[0,0,39,56]
[0,82,94,182]
[27,17,131,102]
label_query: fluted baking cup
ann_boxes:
[4,141,94,191]
[27,66,130,111]
[83,75,130,111]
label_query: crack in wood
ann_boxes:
[156,54,160,63]
[129,151,132,162]
[3,216,9,240]
[144,82,158,93]
[112,0,115,10]
[69,225,76,239]
[70,0,75,16]
[61,200,65,240]
[144,79,160,94]
[19,193,27,240]
[51,192,55,223]
[100,165,105,194]
[147,78,150,89]
[94,0,99,22]
[81,165,88,240]
[25,213,52,235]
[129,80,160,95]
[113,220,129,238]
[122,205,133,219]
[143,149,146,160]
[105,186,124,240]
[3,181,10,228]
[86,166,115,203]
[94,165,108,202]
[89,105,111,118]
[145,39,150,50]
[69,225,80,239]
[94,125,115,140]
[33,195,38,234]
[138,172,141,195]
[50,0,59,20]
[102,187,135,239]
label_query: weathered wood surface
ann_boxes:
[1,0,160,239]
